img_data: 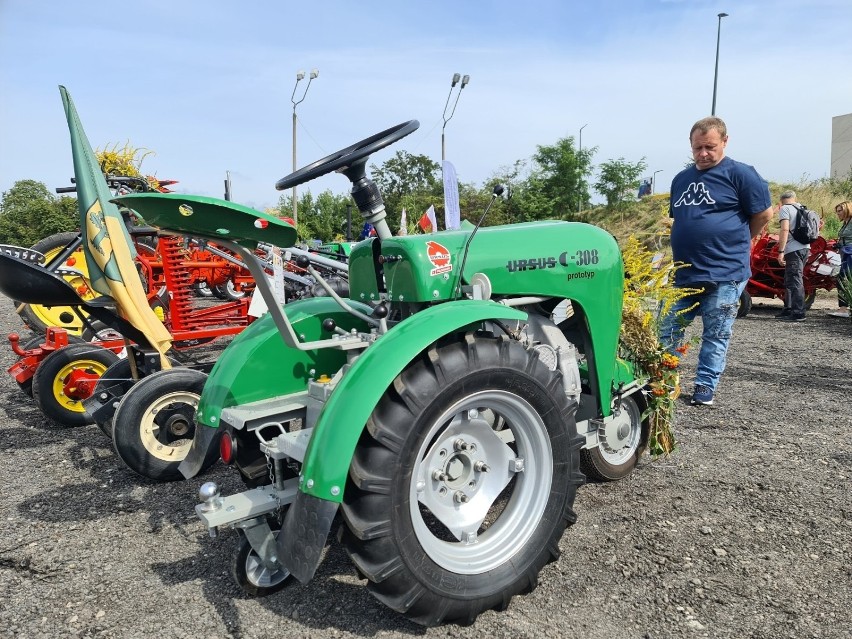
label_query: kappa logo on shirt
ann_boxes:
[674,182,716,207]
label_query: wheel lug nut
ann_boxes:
[474,461,490,473]
[454,438,471,451]
[453,490,469,504]
[432,469,448,481]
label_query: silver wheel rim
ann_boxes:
[409,389,552,574]
[138,390,197,462]
[598,395,642,465]
[245,533,289,588]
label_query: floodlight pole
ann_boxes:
[291,69,318,226]
[711,13,728,116]
[441,73,470,162]
[578,123,588,212]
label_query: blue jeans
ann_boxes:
[658,280,747,392]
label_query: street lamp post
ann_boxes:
[711,12,728,116]
[578,123,588,212]
[291,68,319,226]
[441,73,470,162]
[652,169,662,194]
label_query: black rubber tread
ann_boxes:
[737,289,752,318]
[111,368,212,481]
[31,342,119,427]
[339,333,583,626]
[16,232,88,334]
[579,393,648,482]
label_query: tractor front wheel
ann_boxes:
[580,393,647,481]
[340,335,583,626]
[111,368,217,481]
[32,342,119,426]
[231,525,293,596]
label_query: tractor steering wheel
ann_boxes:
[275,120,420,191]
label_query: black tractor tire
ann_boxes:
[737,289,752,318]
[339,334,584,626]
[212,280,246,301]
[81,320,125,343]
[111,368,216,481]
[580,393,648,482]
[16,232,93,335]
[193,281,214,298]
[32,342,120,426]
[231,525,293,596]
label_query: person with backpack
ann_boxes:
[829,200,852,318]
[775,190,812,322]
[660,116,773,407]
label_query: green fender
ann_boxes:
[195,296,374,428]
[299,299,528,502]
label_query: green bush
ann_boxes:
[0,180,78,247]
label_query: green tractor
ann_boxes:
[117,120,648,626]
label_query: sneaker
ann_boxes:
[782,313,806,322]
[690,385,715,406]
[828,309,850,318]
[774,309,792,319]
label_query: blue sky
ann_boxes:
[2,0,851,213]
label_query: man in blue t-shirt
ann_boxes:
[659,116,773,406]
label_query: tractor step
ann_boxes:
[219,391,317,431]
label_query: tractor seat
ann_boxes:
[0,252,92,307]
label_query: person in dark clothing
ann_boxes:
[775,190,810,322]
[659,116,773,406]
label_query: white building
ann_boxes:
[831,113,852,178]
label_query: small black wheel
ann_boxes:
[111,368,217,481]
[737,289,752,318]
[32,342,119,426]
[81,320,125,343]
[580,394,648,482]
[340,334,583,626]
[231,525,292,596]
[193,281,214,298]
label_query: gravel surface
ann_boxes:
[0,294,849,639]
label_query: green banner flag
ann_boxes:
[59,86,172,359]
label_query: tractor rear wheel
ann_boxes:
[580,394,647,481]
[32,342,119,426]
[111,368,216,481]
[340,335,583,626]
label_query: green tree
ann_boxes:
[594,157,648,210]
[371,151,442,231]
[521,137,596,221]
[0,180,78,247]
[276,189,352,243]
